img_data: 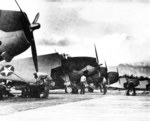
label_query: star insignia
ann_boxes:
[0,65,14,77]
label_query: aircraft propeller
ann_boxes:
[15,0,40,72]
[94,44,102,66]
[94,44,108,70]
[32,13,40,24]
[117,67,121,84]
[104,61,108,72]
[94,44,99,64]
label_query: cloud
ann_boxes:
[45,0,63,2]
[32,1,150,66]
[43,7,79,35]
[45,0,150,3]
[38,37,72,46]
[57,38,71,46]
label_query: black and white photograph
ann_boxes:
[0,0,150,121]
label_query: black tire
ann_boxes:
[72,88,78,94]
[88,87,94,93]
[28,86,40,98]
[103,84,107,95]
[65,86,72,94]
[85,87,89,92]
[146,84,150,91]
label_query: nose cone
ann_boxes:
[107,72,119,84]
[29,23,41,31]
[99,67,107,78]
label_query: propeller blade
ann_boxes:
[30,35,38,72]
[104,61,108,72]
[15,0,30,25]
[117,67,121,84]
[32,13,40,24]
[94,44,99,64]
[15,0,39,73]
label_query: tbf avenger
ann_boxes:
[118,74,150,96]
[51,45,120,94]
[0,0,46,98]
[109,66,150,96]
[0,53,61,98]
[0,0,40,66]
[0,46,120,97]
[0,0,120,97]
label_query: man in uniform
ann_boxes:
[0,82,14,100]
[125,77,137,96]
[80,71,88,94]
[42,76,51,98]
[97,76,107,94]
[102,76,107,94]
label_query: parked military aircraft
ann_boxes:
[94,44,120,87]
[51,45,120,94]
[109,74,150,95]
[0,49,120,97]
[0,53,62,98]
[51,53,101,94]
[0,0,42,98]
[121,75,140,95]
[0,0,40,72]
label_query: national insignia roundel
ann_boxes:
[0,65,15,77]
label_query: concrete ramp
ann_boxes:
[1,95,150,121]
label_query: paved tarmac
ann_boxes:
[0,91,150,121]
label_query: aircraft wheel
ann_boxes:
[88,87,94,93]
[0,86,5,100]
[72,88,78,94]
[42,86,49,98]
[28,86,40,98]
[126,90,130,96]
[103,84,107,95]
[65,86,72,94]
[85,87,89,92]
[146,84,150,91]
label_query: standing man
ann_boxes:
[102,76,107,94]
[80,71,88,94]
[42,76,51,98]
[125,78,136,96]
[97,76,107,94]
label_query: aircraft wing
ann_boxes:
[0,10,26,32]
[108,82,125,89]
[136,80,149,90]
[109,77,149,90]
[0,53,62,83]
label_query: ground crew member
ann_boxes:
[80,71,88,94]
[42,76,51,98]
[97,76,107,94]
[0,82,14,99]
[29,73,46,98]
[126,78,136,96]
[102,77,107,94]
[34,72,50,98]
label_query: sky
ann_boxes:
[1,0,150,66]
